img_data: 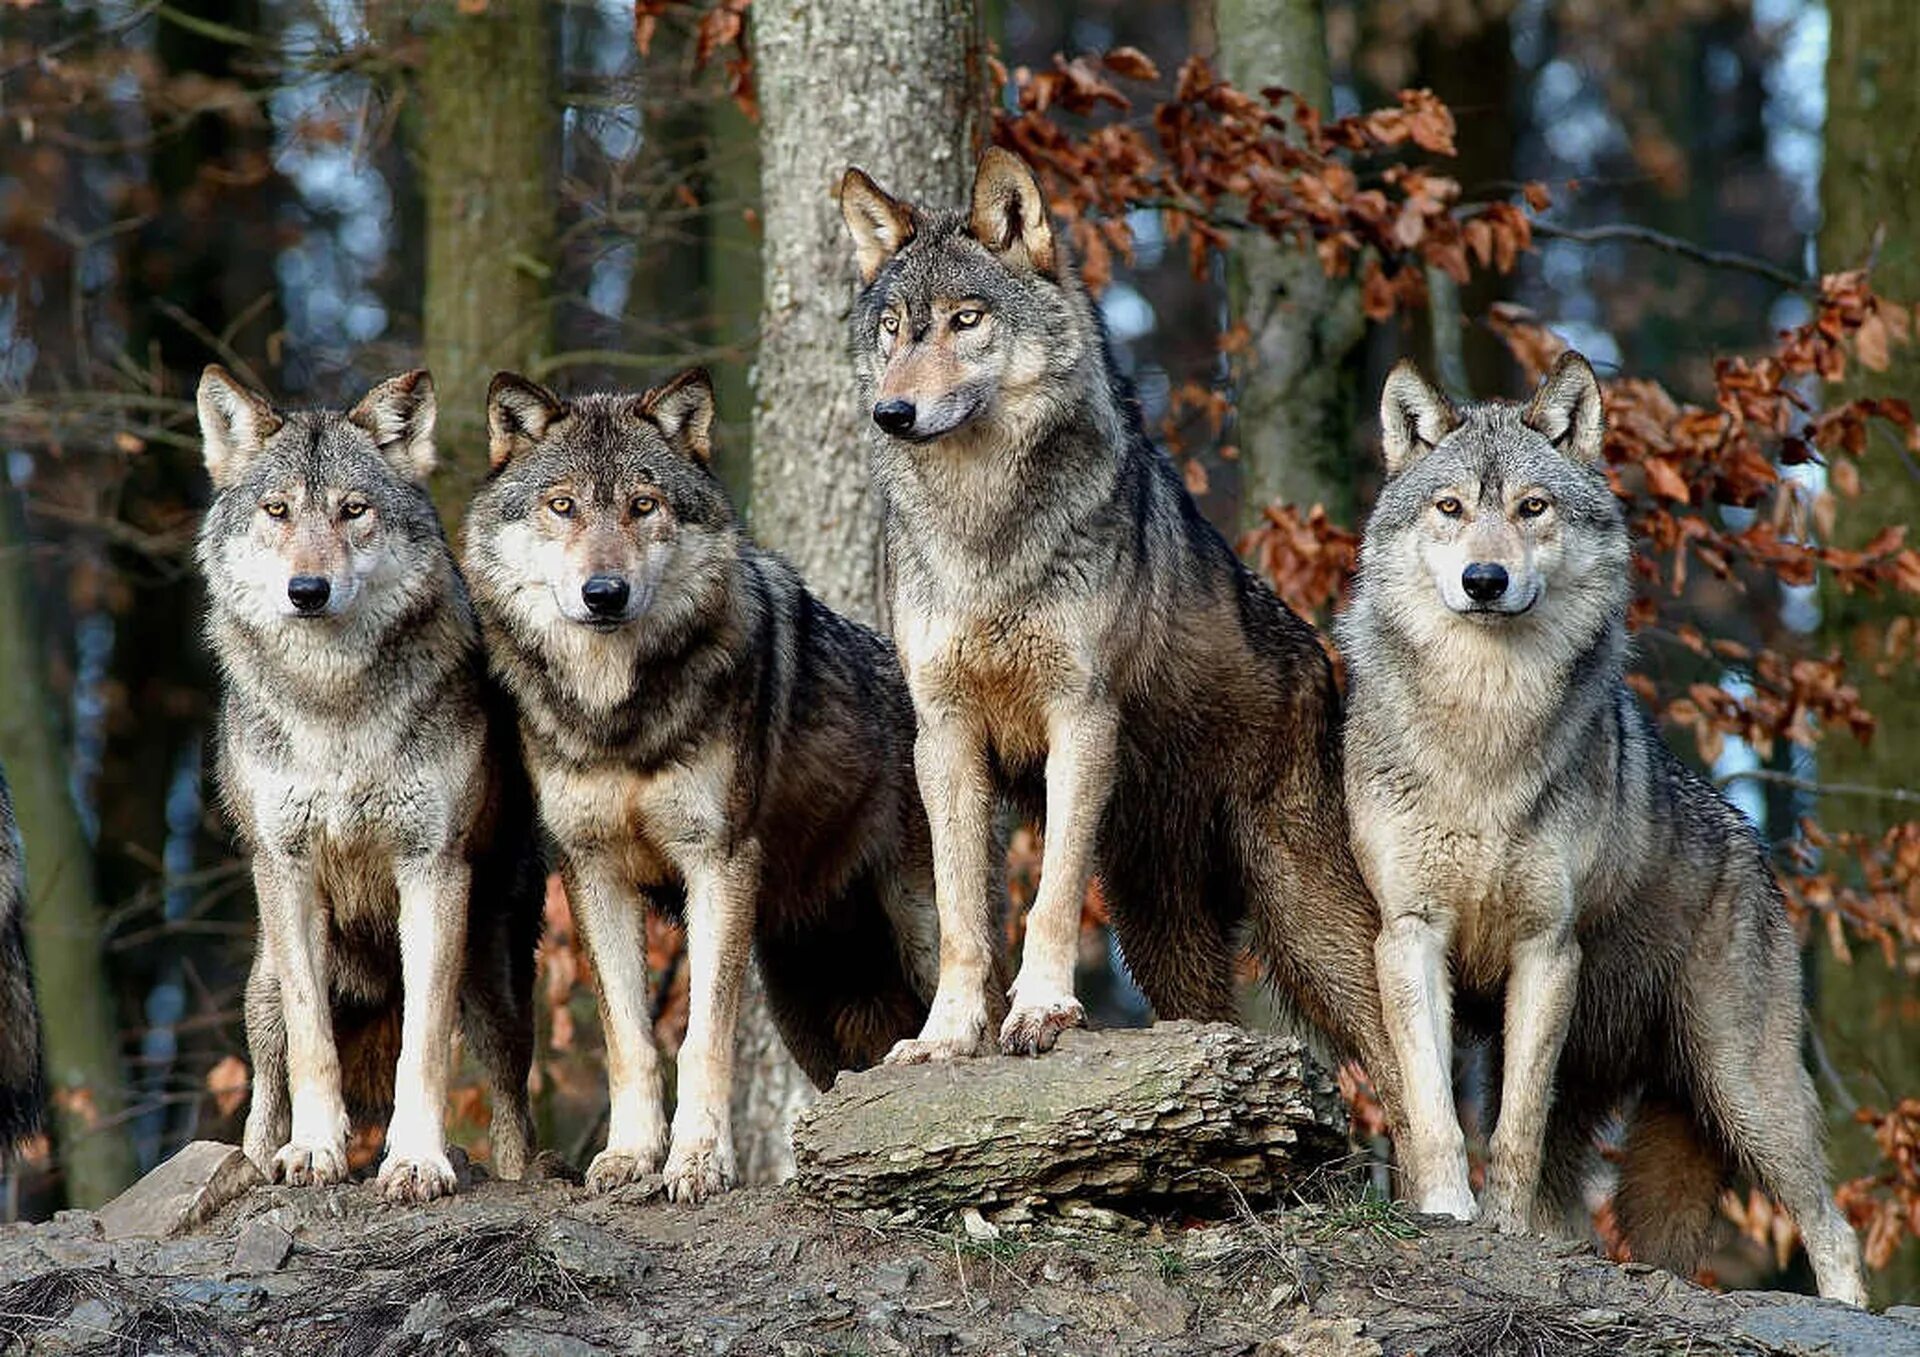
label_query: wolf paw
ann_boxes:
[585,1147,664,1195]
[1479,1187,1531,1234]
[885,1035,990,1064]
[272,1139,349,1188]
[663,1136,735,1204]
[378,1152,459,1205]
[999,996,1085,1056]
[1416,1185,1479,1223]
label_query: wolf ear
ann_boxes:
[969,147,1056,277]
[197,364,284,488]
[639,368,717,466]
[839,167,915,286]
[1379,360,1460,476]
[486,372,566,472]
[348,369,437,482]
[1522,351,1606,465]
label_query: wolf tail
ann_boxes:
[0,901,46,1151]
[1612,1098,1727,1273]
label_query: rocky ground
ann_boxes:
[3,1163,1918,1356]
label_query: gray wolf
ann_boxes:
[1339,353,1865,1304]
[836,149,1408,1130]
[0,764,45,1153]
[196,365,542,1203]
[465,367,939,1203]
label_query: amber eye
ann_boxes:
[880,314,900,335]
[340,498,370,521]
[631,495,658,517]
[1435,496,1464,518]
[952,308,984,330]
[262,500,289,519]
[547,495,574,517]
[1517,495,1550,519]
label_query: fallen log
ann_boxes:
[792,1021,1351,1219]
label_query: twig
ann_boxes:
[1716,767,1920,807]
[1527,221,1806,291]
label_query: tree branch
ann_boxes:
[1528,221,1806,291]
[1716,767,1920,807]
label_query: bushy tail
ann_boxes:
[1613,1098,1728,1273]
[0,904,46,1151]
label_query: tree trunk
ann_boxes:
[0,487,136,1206]
[1205,0,1365,531]
[419,0,558,528]
[748,0,987,623]
[794,1023,1348,1218]
[1814,0,1920,1307]
[737,0,986,1181]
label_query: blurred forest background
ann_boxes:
[4,0,1920,1306]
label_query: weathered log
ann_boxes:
[792,1022,1350,1218]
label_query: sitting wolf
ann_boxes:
[1340,352,1864,1304]
[197,365,542,1202]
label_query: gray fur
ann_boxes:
[465,369,939,1205]
[1340,355,1865,1304]
[838,151,1408,1137]
[0,764,45,1152]
[196,365,541,1203]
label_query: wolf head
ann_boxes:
[196,365,446,628]
[839,148,1090,449]
[1359,352,1630,641]
[467,368,734,643]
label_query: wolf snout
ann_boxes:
[581,573,632,619]
[1461,562,1509,603]
[287,574,332,614]
[872,398,917,436]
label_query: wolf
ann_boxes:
[466,366,938,1204]
[1338,352,1865,1304]
[836,147,1408,1125]
[0,764,45,1154]
[196,365,543,1203]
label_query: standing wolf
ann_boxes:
[197,366,542,1203]
[1340,353,1864,1303]
[836,148,1405,1118]
[466,367,937,1204]
[0,765,45,1153]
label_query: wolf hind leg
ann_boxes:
[459,937,536,1182]
[241,948,290,1176]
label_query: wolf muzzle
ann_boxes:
[288,574,332,615]
[1461,563,1509,603]
[581,573,631,620]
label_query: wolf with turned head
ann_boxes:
[196,366,542,1202]
[1339,352,1864,1304]
[464,367,941,1203]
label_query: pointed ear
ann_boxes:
[1379,360,1461,477]
[486,372,566,473]
[1522,351,1606,464]
[969,147,1056,276]
[348,369,437,482]
[197,364,284,488]
[639,368,717,466]
[839,167,915,286]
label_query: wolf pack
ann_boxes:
[0,148,1867,1306]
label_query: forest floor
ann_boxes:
[3,1165,1919,1356]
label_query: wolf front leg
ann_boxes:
[1373,877,1474,1220]
[254,854,350,1187]
[566,854,669,1193]
[663,848,760,1203]
[377,852,470,1204]
[1002,703,1119,1055]
[887,713,1002,1064]
[1483,913,1580,1232]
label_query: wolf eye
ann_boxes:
[262,500,289,519]
[1517,495,1550,519]
[340,498,370,520]
[1435,497,1464,518]
[547,495,574,517]
[880,314,900,335]
[631,495,658,517]
[952,308,984,330]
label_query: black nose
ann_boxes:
[1461,562,1509,603]
[287,575,331,612]
[581,574,631,618]
[872,398,917,436]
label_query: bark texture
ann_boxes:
[1209,0,1365,530]
[748,0,987,624]
[419,0,557,524]
[793,1023,1349,1216]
